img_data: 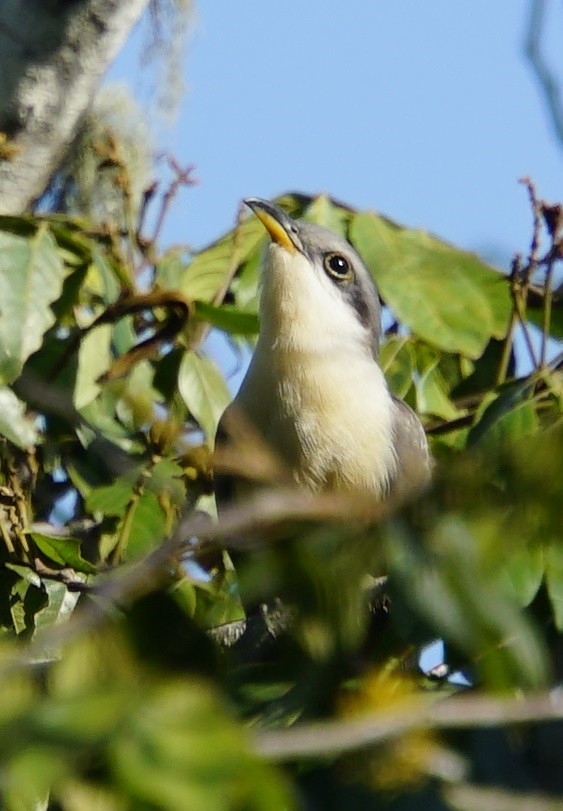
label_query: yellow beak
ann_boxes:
[244,198,301,254]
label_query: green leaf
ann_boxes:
[178,216,265,303]
[178,352,231,443]
[194,301,260,336]
[30,533,97,575]
[502,545,544,607]
[86,459,184,518]
[468,379,539,446]
[33,580,80,641]
[154,248,190,292]
[379,337,416,399]
[179,193,308,309]
[0,225,69,384]
[91,249,123,304]
[527,299,563,339]
[192,577,245,631]
[0,387,39,448]
[349,212,511,359]
[5,563,42,589]
[545,543,563,631]
[1,748,67,811]
[86,471,142,516]
[121,490,167,560]
[415,362,459,420]
[9,579,46,637]
[304,194,349,236]
[230,248,262,311]
[387,517,548,689]
[74,323,112,410]
[110,679,294,811]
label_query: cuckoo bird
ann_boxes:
[215,198,431,514]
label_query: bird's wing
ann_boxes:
[389,397,432,503]
[213,404,236,515]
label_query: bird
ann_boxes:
[215,197,431,514]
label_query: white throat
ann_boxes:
[235,245,398,496]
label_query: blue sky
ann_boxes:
[110,1,563,264]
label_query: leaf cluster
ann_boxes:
[0,183,561,809]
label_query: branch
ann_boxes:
[0,487,394,676]
[0,0,151,213]
[254,690,563,761]
[524,0,563,150]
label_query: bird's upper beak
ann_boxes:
[244,198,302,254]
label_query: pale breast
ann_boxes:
[238,347,398,499]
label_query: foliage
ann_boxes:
[0,152,562,811]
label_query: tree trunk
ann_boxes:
[0,0,151,214]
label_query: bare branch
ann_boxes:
[254,690,563,761]
[524,0,563,150]
[445,783,563,811]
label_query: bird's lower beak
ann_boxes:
[244,198,302,254]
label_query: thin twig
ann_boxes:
[134,156,197,278]
[540,244,558,368]
[32,559,94,592]
[151,157,197,247]
[496,309,517,385]
[510,254,539,370]
[520,176,542,272]
[425,413,475,437]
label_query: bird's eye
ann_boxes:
[323,252,353,282]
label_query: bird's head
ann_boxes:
[245,198,382,357]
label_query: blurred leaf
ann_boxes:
[1,748,67,811]
[110,678,294,811]
[178,351,230,443]
[502,546,545,607]
[194,300,260,336]
[114,359,164,430]
[453,338,513,399]
[350,212,511,358]
[0,225,69,384]
[468,379,539,446]
[155,247,189,291]
[230,248,262,311]
[304,194,349,236]
[387,517,548,689]
[528,299,563,339]
[0,387,39,447]
[33,690,133,745]
[545,543,563,631]
[91,249,122,304]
